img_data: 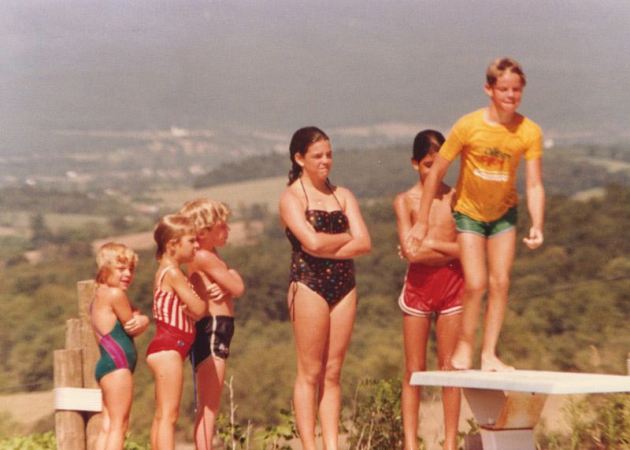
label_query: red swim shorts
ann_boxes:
[398,260,464,317]
[146,321,195,360]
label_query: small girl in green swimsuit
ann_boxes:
[90,242,149,450]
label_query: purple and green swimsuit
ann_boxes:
[94,320,137,382]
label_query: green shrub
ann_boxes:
[0,432,55,450]
[536,394,630,450]
[346,378,410,450]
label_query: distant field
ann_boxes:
[91,220,263,253]
[577,156,630,173]
[572,187,606,201]
[155,176,286,212]
[0,211,109,237]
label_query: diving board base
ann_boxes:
[478,428,535,450]
[410,370,630,450]
[463,389,543,450]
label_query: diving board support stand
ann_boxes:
[410,370,630,450]
[463,389,546,450]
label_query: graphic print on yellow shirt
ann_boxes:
[439,109,542,222]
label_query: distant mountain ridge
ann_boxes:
[194,143,630,200]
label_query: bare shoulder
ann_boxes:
[195,248,221,265]
[279,183,304,208]
[163,265,185,283]
[393,192,411,220]
[394,189,415,209]
[393,191,406,208]
[99,285,128,304]
[194,248,226,270]
[331,185,357,206]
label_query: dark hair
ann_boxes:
[287,126,330,185]
[412,129,445,162]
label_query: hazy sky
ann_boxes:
[2,0,630,154]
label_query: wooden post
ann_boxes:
[54,349,86,450]
[65,319,83,350]
[78,280,102,450]
[54,280,105,449]
[77,280,95,321]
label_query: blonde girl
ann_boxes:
[90,242,149,450]
[146,214,207,450]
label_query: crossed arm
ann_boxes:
[102,287,148,337]
[394,192,458,265]
[280,187,371,259]
[190,249,245,301]
[165,267,207,320]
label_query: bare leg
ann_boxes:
[194,357,227,450]
[481,229,516,371]
[401,313,431,450]
[94,401,110,450]
[147,351,184,450]
[451,233,488,369]
[318,290,357,450]
[99,370,133,450]
[290,283,332,450]
[436,313,462,450]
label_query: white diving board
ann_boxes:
[410,369,630,394]
[410,370,630,450]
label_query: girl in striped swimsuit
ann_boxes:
[146,214,207,450]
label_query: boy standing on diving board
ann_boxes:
[409,57,545,371]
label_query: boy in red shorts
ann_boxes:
[395,129,463,450]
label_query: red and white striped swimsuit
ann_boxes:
[152,266,195,334]
[146,266,197,359]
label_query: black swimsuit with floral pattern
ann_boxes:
[286,180,356,306]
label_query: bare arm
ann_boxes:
[167,267,207,320]
[394,193,455,264]
[523,157,545,249]
[124,305,150,336]
[423,238,460,259]
[310,188,371,259]
[279,188,352,253]
[406,155,452,245]
[194,250,245,298]
[107,288,134,327]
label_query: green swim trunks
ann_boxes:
[453,207,517,237]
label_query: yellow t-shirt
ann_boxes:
[439,108,543,222]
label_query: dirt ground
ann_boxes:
[2,390,572,449]
[0,390,54,429]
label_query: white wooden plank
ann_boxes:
[410,370,630,394]
[54,387,102,412]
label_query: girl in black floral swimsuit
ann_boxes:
[279,126,371,450]
[286,177,356,306]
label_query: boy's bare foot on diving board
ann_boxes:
[481,353,515,372]
[450,341,473,370]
